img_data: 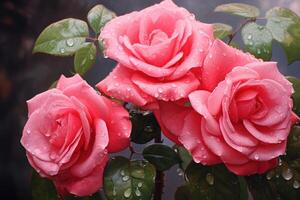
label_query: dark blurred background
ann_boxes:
[0,0,299,199]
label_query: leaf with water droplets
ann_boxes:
[33,18,88,56]
[143,144,180,171]
[241,22,273,60]
[31,171,58,200]
[173,145,192,170]
[214,3,260,18]
[213,23,233,39]
[87,5,116,34]
[266,7,300,64]
[74,42,96,75]
[287,77,300,117]
[176,162,247,200]
[104,156,156,200]
[130,111,160,144]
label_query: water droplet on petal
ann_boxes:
[293,180,300,189]
[158,87,163,93]
[254,154,259,160]
[206,173,214,185]
[60,48,65,54]
[66,39,74,47]
[26,130,31,135]
[124,188,131,198]
[282,168,293,180]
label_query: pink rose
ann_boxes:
[96,0,214,108]
[21,75,131,196]
[157,40,298,175]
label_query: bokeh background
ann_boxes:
[0,0,299,199]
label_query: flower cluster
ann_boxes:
[21,0,298,197]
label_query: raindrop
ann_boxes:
[293,180,300,189]
[50,152,56,160]
[60,48,65,54]
[266,171,273,180]
[122,175,130,182]
[254,154,259,160]
[124,188,131,198]
[137,182,143,188]
[135,188,141,197]
[154,93,159,98]
[171,83,177,88]
[120,170,125,176]
[158,87,163,93]
[206,173,214,185]
[258,26,264,30]
[144,126,153,132]
[208,54,213,59]
[112,187,117,196]
[282,168,293,180]
[177,168,183,176]
[247,34,252,40]
[276,174,280,178]
[66,39,74,47]
[278,158,283,166]
[26,130,31,135]
[257,49,261,54]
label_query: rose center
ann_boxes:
[149,29,168,45]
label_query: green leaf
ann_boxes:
[241,22,273,60]
[87,5,116,34]
[287,126,300,160]
[213,23,233,39]
[130,112,160,144]
[104,156,156,200]
[173,145,192,170]
[246,174,279,200]
[214,3,260,18]
[176,162,248,200]
[143,144,180,171]
[31,171,58,200]
[33,18,89,56]
[74,42,96,75]
[287,76,300,116]
[266,7,300,64]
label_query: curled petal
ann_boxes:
[132,73,199,101]
[96,65,154,107]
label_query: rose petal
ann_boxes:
[201,119,249,165]
[132,72,199,101]
[104,98,131,153]
[225,158,277,176]
[188,90,220,135]
[180,112,221,165]
[55,155,108,197]
[70,119,108,178]
[202,39,258,91]
[155,101,192,143]
[96,65,154,107]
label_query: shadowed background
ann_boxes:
[0,0,299,199]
